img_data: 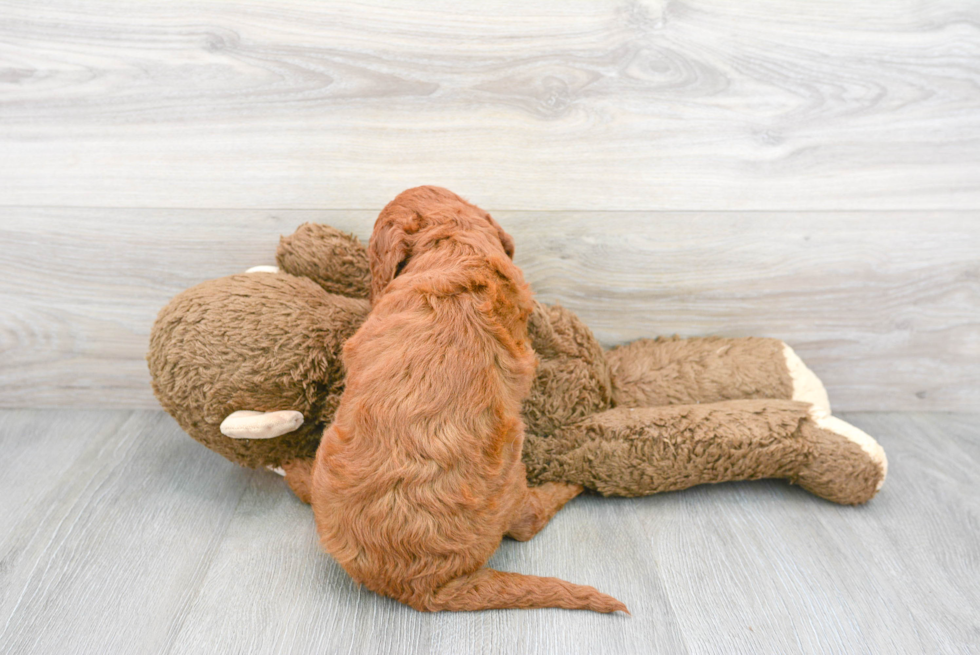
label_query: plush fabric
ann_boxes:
[148,194,887,506]
[148,271,367,467]
[606,335,793,407]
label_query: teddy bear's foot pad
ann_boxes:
[783,343,831,416]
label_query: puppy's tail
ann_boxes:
[423,568,627,614]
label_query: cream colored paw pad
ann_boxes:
[783,343,831,416]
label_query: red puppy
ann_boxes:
[308,186,626,613]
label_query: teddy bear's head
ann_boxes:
[148,220,614,470]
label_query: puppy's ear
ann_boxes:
[487,214,515,259]
[368,211,416,303]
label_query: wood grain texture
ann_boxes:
[2,208,978,411]
[1,0,978,210]
[0,409,977,654]
[0,410,251,655]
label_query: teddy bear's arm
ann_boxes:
[605,336,830,415]
[522,399,886,505]
[276,223,371,299]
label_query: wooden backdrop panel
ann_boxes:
[1,208,977,411]
[0,0,978,211]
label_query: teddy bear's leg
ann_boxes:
[505,482,584,542]
[605,336,830,414]
[276,223,371,299]
[522,399,886,504]
[796,412,887,503]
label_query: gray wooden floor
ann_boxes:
[0,410,976,654]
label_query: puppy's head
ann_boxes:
[367,186,514,302]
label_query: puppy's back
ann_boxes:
[313,267,533,603]
[312,187,626,613]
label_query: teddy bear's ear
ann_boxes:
[367,206,419,303]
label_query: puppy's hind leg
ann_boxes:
[281,458,315,504]
[506,482,583,542]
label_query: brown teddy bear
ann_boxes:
[148,193,886,506]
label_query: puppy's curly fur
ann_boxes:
[309,187,626,613]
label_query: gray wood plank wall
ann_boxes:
[1,0,979,412]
